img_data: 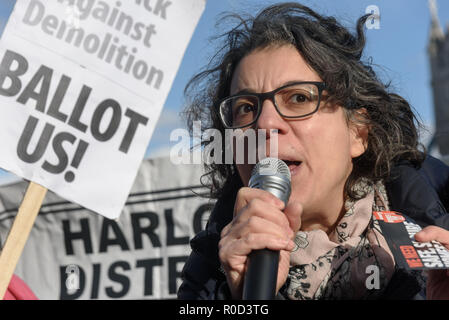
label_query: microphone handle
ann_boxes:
[242,248,279,300]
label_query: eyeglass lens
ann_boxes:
[221,83,320,128]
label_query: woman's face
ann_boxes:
[231,45,367,230]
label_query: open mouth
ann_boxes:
[283,160,302,174]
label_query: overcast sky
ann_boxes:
[0,0,448,184]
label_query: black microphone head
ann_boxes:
[249,158,291,205]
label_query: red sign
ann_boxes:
[373,211,406,223]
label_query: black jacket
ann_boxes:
[178,155,449,300]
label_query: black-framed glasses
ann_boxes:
[218,81,326,129]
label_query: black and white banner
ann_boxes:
[0,157,213,299]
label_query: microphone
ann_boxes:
[242,157,291,300]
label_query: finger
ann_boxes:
[221,234,295,259]
[283,200,303,234]
[221,222,232,238]
[226,215,294,240]
[234,197,291,229]
[234,187,285,217]
[415,226,449,248]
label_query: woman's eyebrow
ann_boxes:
[232,79,316,95]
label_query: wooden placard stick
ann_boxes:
[0,181,47,299]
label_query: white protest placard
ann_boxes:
[0,0,205,219]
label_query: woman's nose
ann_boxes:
[255,99,289,137]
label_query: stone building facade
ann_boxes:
[428,0,449,158]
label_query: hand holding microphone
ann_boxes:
[219,158,302,299]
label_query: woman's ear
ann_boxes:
[349,108,369,158]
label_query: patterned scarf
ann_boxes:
[281,180,396,299]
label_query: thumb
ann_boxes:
[284,201,303,233]
[414,226,449,249]
[414,228,432,243]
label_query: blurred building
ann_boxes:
[428,0,449,161]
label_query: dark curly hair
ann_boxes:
[183,2,425,200]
